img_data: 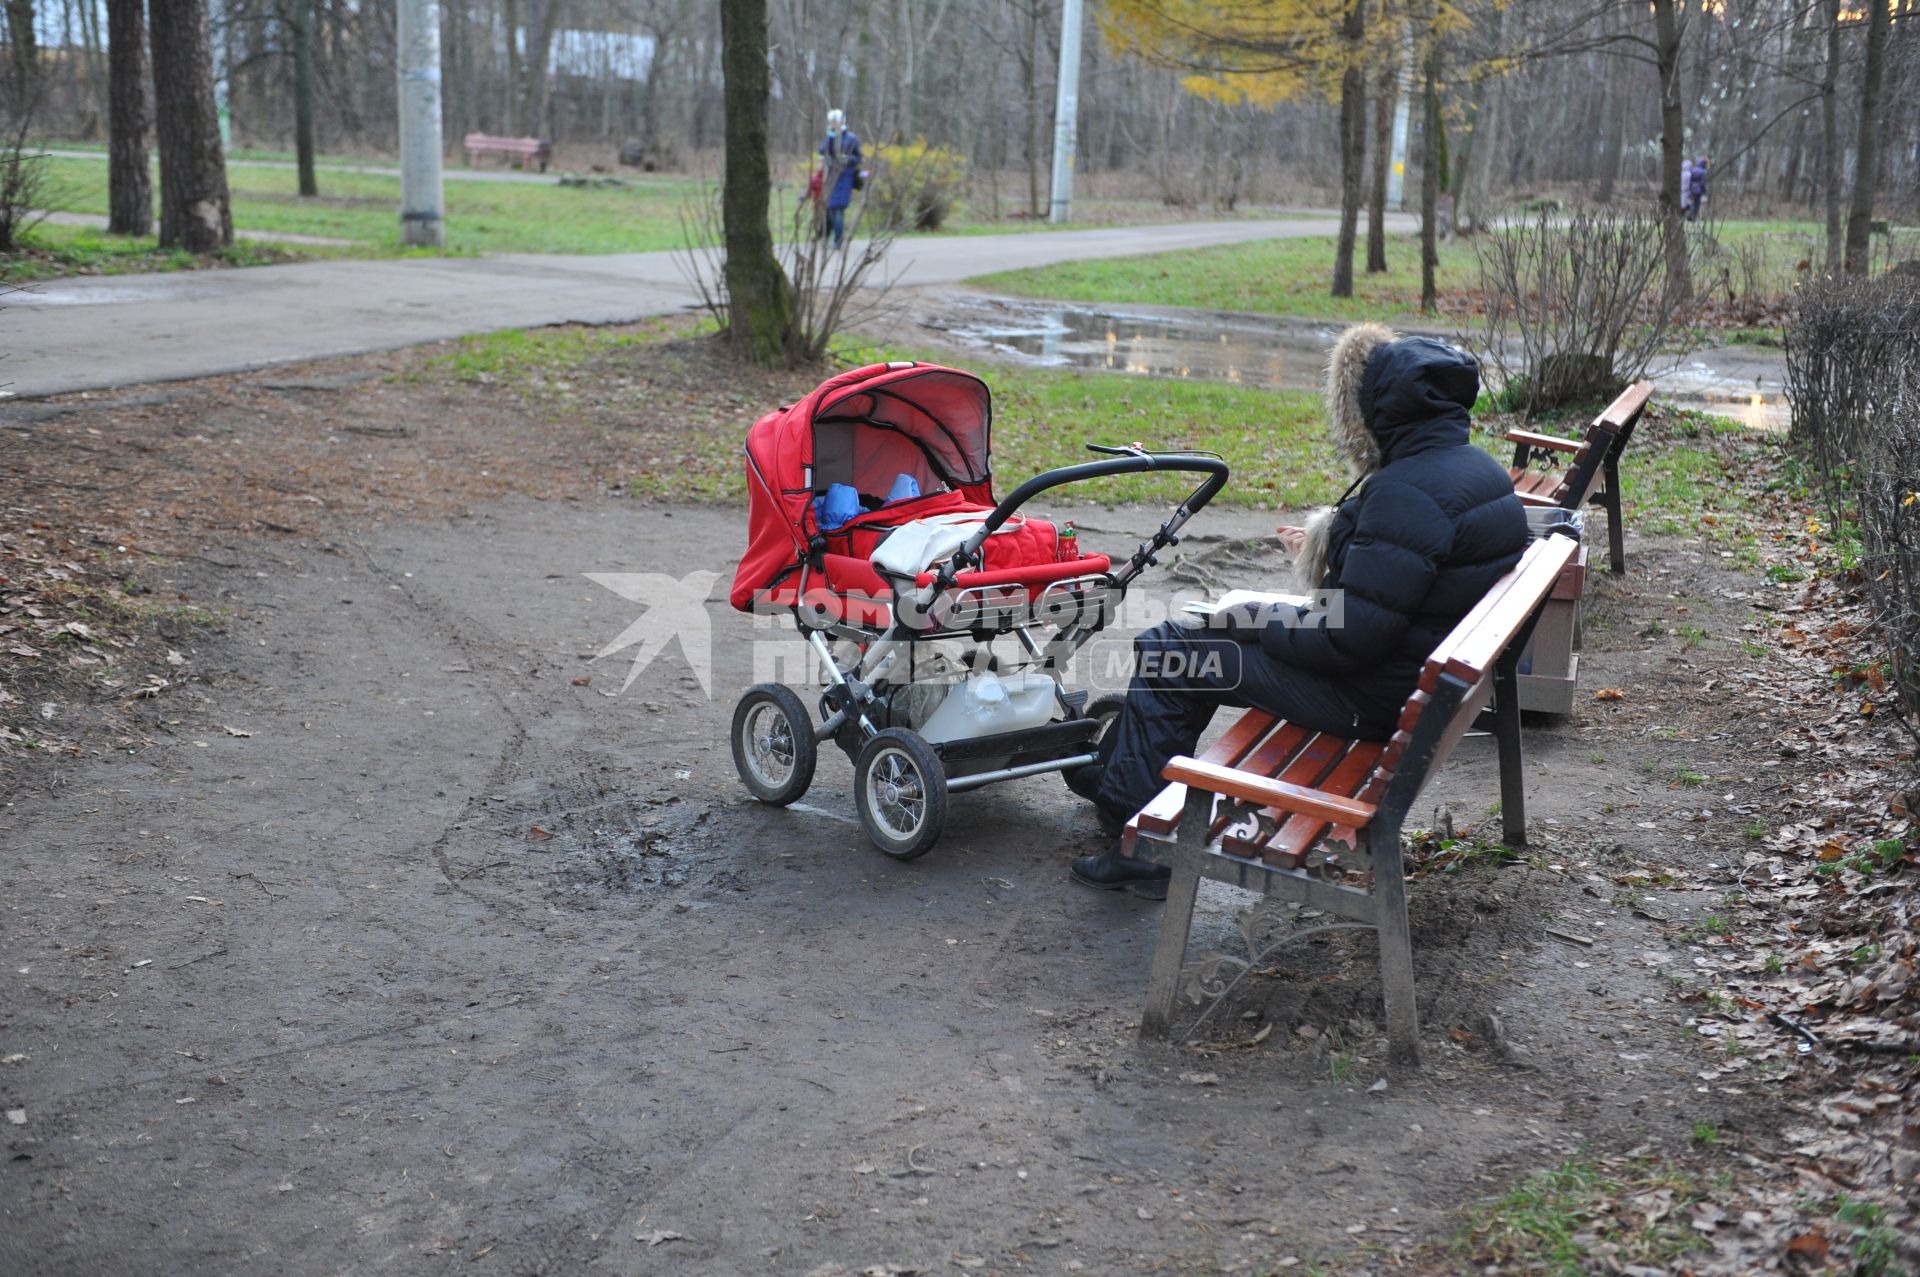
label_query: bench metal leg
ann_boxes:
[1492,648,1527,847]
[1373,823,1421,1067]
[1140,790,1210,1039]
[1600,459,1625,574]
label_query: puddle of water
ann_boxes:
[948,298,1336,395]
[944,294,1790,429]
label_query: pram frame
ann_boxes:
[735,445,1230,857]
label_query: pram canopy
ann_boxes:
[730,362,999,611]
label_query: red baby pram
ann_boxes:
[728,361,1229,858]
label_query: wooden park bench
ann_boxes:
[1503,380,1651,712]
[463,133,553,172]
[1127,534,1580,1065]
[1505,379,1654,576]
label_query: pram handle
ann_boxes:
[927,450,1230,595]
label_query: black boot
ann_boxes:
[1070,846,1171,901]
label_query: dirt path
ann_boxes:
[2,344,1908,1275]
[0,516,1794,1273]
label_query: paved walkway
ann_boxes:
[3,215,1409,399]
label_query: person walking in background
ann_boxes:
[818,108,862,249]
[1687,157,1709,222]
[1678,157,1695,220]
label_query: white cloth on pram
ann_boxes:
[868,513,1020,579]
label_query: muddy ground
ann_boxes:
[0,333,1907,1276]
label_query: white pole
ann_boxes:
[1387,34,1412,209]
[1048,0,1083,225]
[397,0,446,248]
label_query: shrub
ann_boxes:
[1473,203,1697,415]
[1786,272,1920,740]
[866,138,967,232]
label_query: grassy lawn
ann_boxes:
[970,217,1838,328]
[419,318,1762,526]
[0,220,349,281]
[25,151,1303,271]
[421,323,1346,508]
[34,155,707,254]
[972,232,1484,325]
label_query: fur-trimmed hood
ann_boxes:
[1293,324,1482,588]
[1323,321,1399,483]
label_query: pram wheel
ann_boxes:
[853,728,948,860]
[731,684,818,806]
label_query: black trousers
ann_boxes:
[1089,620,1380,824]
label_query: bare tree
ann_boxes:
[149,0,232,252]
[1842,0,1890,275]
[1331,0,1366,298]
[291,0,318,196]
[4,0,34,91]
[1367,56,1393,274]
[1820,0,1842,270]
[1651,0,1691,302]
[719,0,792,366]
[1420,28,1440,312]
[107,0,152,236]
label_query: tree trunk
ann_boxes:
[1841,0,1889,275]
[1330,1,1366,299]
[718,0,792,367]
[1025,4,1044,219]
[149,0,232,252]
[292,0,318,197]
[504,0,522,135]
[1821,0,1842,271]
[1366,57,1393,274]
[1594,7,1624,205]
[5,0,35,91]
[1651,0,1690,302]
[522,0,564,141]
[106,0,152,236]
[1421,34,1440,313]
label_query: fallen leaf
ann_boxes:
[1784,1231,1829,1266]
[571,676,592,687]
[1594,687,1626,701]
[221,725,253,738]
[528,826,553,841]
[635,1229,685,1247]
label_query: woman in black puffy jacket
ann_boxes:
[1069,322,1528,898]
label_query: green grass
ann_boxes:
[35,154,708,255]
[26,151,1260,267]
[970,232,1482,324]
[0,220,324,281]
[1453,1158,1707,1277]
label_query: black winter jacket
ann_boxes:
[1252,337,1528,735]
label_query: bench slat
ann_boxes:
[1218,728,1348,857]
[1131,710,1276,836]
[1441,538,1577,683]
[1505,427,1582,454]
[1599,381,1655,431]
[1162,757,1379,828]
[1419,564,1532,693]
[1261,740,1387,865]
